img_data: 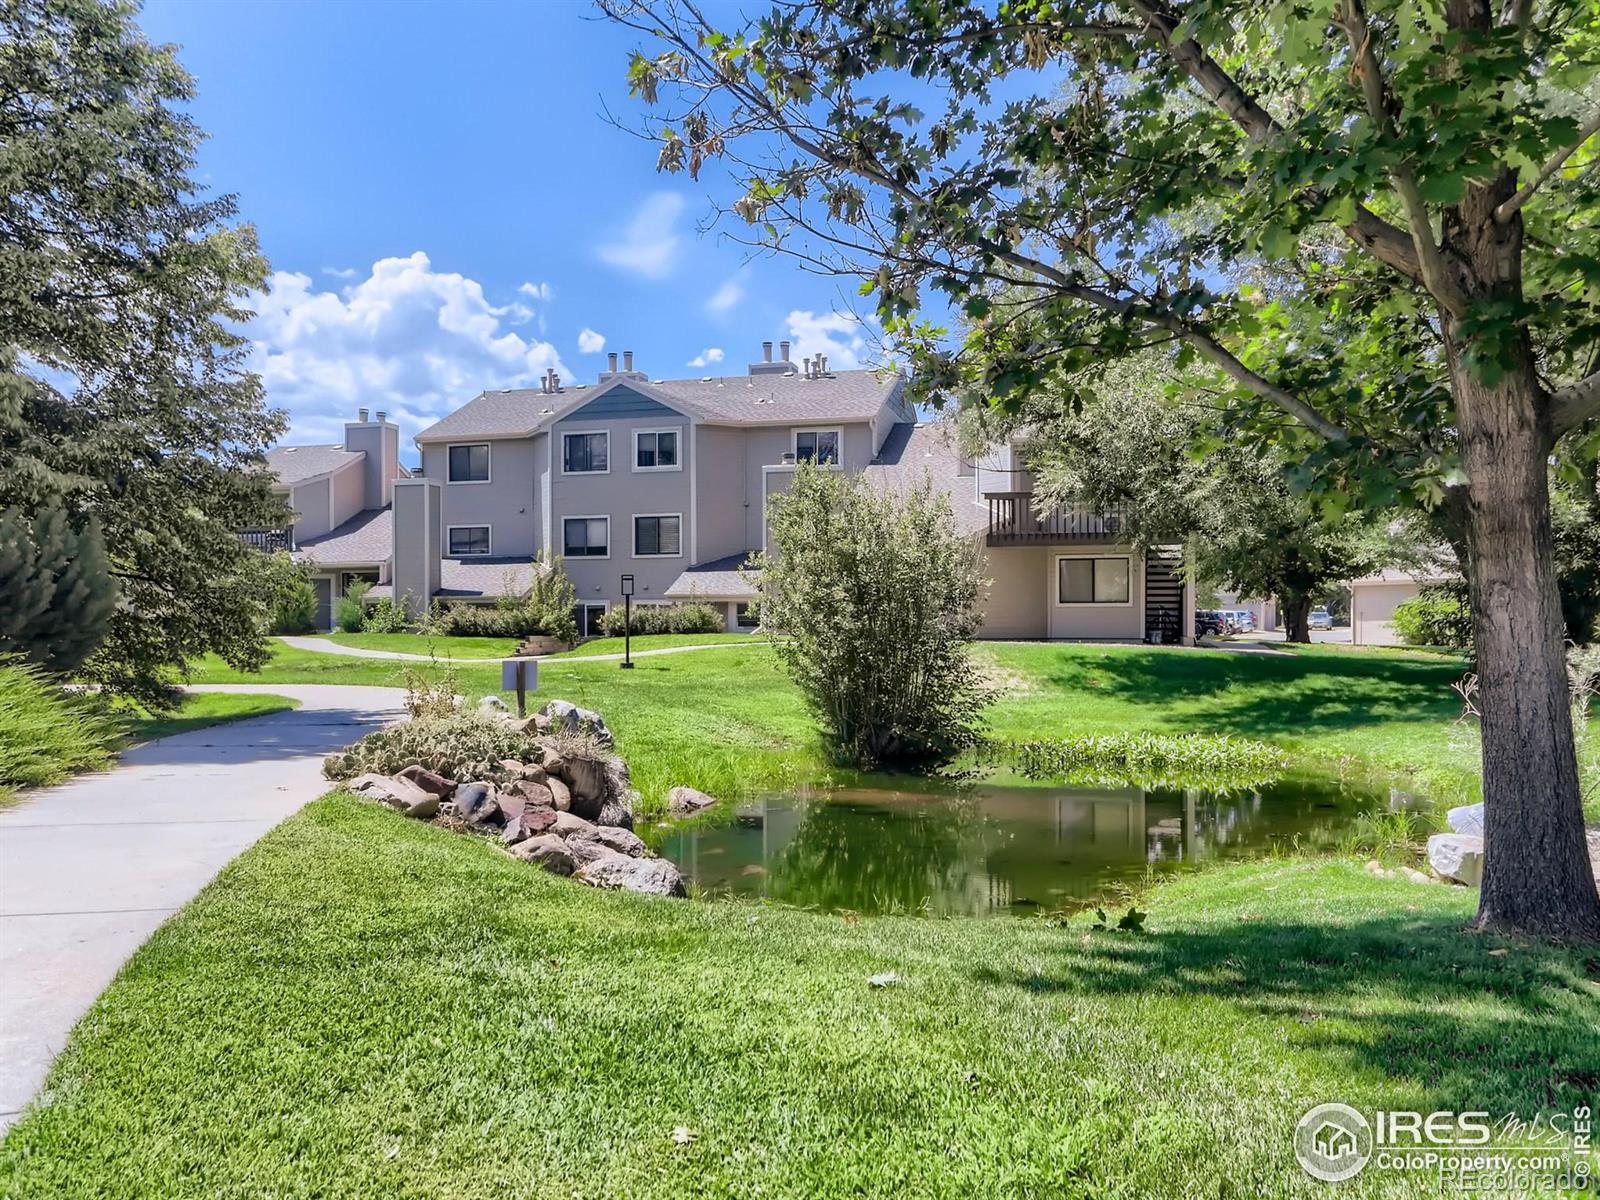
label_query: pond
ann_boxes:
[656,774,1415,916]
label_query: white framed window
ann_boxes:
[793,427,841,465]
[634,428,682,472]
[632,513,683,557]
[447,525,491,557]
[563,515,610,558]
[561,430,609,475]
[735,602,759,629]
[1056,555,1132,606]
[447,443,491,483]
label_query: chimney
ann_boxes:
[358,407,369,423]
[623,350,634,372]
[762,340,773,363]
[608,351,618,374]
[375,410,387,424]
[780,340,790,363]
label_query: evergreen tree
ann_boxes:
[0,506,118,673]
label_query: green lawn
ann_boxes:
[549,632,758,657]
[2,793,1592,1198]
[317,633,520,658]
[122,692,300,743]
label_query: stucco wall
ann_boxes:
[289,479,330,541]
[330,460,364,529]
[978,543,1147,640]
[741,421,872,551]
[391,480,441,617]
[1352,581,1420,645]
[695,424,749,563]
[978,544,1049,638]
[423,437,540,558]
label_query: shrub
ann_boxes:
[334,580,370,633]
[0,655,117,800]
[322,713,541,785]
[1391,586,1472,649]
[428,557,580,642]
[362,596,410,634]
[269,574,318,635]
[756,464,994,766]
[0,505,118,673]
[597,601,723,637]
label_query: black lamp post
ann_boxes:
[619,574,635,669]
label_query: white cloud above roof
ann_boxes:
[246,251,570,447]
[687,347,725,368]
[705,275,744,314]
[785,309,877,370]
[597,192,685,279]
[577,328,607,354]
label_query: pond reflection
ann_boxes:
[656,776,1392,916]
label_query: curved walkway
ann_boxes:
[278,635,761,664]
[0,684,407,1130]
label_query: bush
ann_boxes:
[0,655,117,800]
[1391,586,1472,649]
[362,596,410,634]
[269,575,318,635]
[0,505,118,673]
[757,465,994,766]
[426,556,580,643]
[334,581,370,633]
[322,712,542,785]
[597,601,723,637]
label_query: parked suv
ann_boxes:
[1195,610,1227,637]
[1308,608,1333,631]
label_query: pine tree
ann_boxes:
[0,506,118,673]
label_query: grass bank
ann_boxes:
[123,692,299,744]
[318,633,520,658]
[2,793,1591,1197]
[546,632,756,658]
[0,658,118,806]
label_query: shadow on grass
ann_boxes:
[974,910,1600,1113]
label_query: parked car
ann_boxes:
[1308,608,1333,631]
[1232,610,1257,633]
[1195,610,1227,637]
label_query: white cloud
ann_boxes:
[597,192,685,279]
[705,276,744,314]
[246,251,571,447]
[577,328,607,354]
[322,266,358,280]
[785,309,876,370]
[687,347,725,368]
[519,281,552,300]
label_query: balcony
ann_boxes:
[984,493,1129,546]
[238,527,294,553]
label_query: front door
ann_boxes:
[312,578,333,632]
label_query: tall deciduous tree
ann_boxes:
[1,0,290,707]
[608,0,1600,939]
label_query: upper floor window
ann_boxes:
[635,429,679,471]
[1057,556,1130,605]
[562,431,608,474]
[563,516,609,557]
[794,429,840,465]
[448,526,491,556]
[633,514,682,557]
[448,444,490,483]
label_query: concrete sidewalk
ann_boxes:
[279,635,760,664]
[0,684,406,1131]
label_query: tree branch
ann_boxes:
[1495,108,1600,223]
[1551,370,1600,437]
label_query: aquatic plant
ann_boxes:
[1009,732,1288,789]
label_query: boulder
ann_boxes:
[501,803,557,845]
[552,811,596,838]
[348,773,433,812]
[507,779,555,808]
[575,855,687,897]
[1446,802,1485,837]
[452,782,501,826]
[541,750,567,778]
[583,824,648,858]
[546,776,572,813]
[540,699,614,747]
[1427,833,1485,886]
[667,786,718,816]
[595,799,635,830]
[563,835,622,868]
[499,759,547,783]
[478,695,509,716]
[510,833,576,876]
[397,765,455,798]
[563,756,608,811]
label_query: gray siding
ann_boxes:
[288,479,330,540]
[423,437,540,558]
[392,480,442,617]
[694,425,747,564]
[330,459,364,529]
[740,421,872,551]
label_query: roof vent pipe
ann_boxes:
[375,410,387,424]
[623,350,634,372]
[358,407,369,422]
[802,357,813,379]
[762,340,773,363]
[819,354,829,375]
[552,372,561,392]
[608,352,618,373]
[779,340,790,362]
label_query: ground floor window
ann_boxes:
[572,603,608,638]
[735,602,759,628]
[1057,556,1130,605]
[563,516,609,557]
[340,571,379,595]
[447,526,490,556]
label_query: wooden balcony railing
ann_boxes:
[984,493,1129,545]
[238,527,294,553]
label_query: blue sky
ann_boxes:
[139,0,881,455]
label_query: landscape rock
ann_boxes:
[563,756,608,810]
[540,699,614,747]
[499,759,547,783]
[595,799,634,830]
[507,778,555,808]
[452,782,501,826]
[1427,833,1485,886]
[667,786,718,816]
[501,802,557,845]
[397,765,455,798]
[575,855,687,897]
[582,824,648,857]
[552,811,596,838]
[348,773,433,812]
[563,835,623,868]
[1446,802,1485,837]
[546,776,572,812]
[478,695,509,716]
[510,833,576,875]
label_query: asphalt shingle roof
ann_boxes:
[265,443,364,486]
[861,422,988,534]
[296,505,392,566]
[366,557,542,602]
[413,369,908,443]
[662,552,760,601]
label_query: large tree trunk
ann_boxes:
[1280,591,1313,644]
[1451,353,1600,941]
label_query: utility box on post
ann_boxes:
[501,658,538,717]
